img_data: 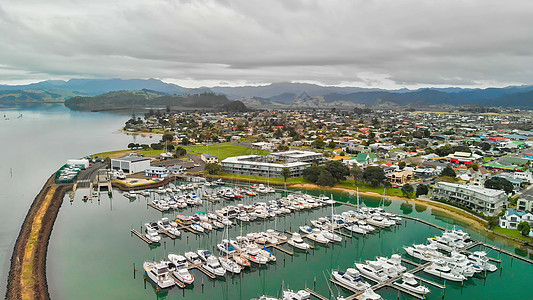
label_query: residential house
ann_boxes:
[201,153,219,164]
[432,182,507,216]
[388,169,414,184]
[499,209,533,229]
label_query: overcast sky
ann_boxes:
[1,0,532,88]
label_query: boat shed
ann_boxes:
[111,157,151,174]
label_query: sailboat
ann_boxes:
[322,195,342,242]
[219,225,242,274]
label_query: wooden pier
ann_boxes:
[147,203,165,212]
[304,288,329,300]
[413,275,445,289]
[271,244,294,256]
[176,223,199,234]
[158,229,178,239]
[131,229,154,245]
[194,265,217,279]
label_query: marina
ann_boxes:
[47,178,533,300]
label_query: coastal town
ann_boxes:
[116,108,533,242]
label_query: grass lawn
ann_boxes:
[213,173,309,185]
[493,226,532,242]
[184,143,270,160]
[91,149,131,158]
[337,180,404,197]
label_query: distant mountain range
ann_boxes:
[2,78,533,108]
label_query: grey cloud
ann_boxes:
[0,0,532,88]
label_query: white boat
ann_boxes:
[287,233,311,250]
[376,254,406,273]
[143,261,175,289]
[232,254,251,268]
[355,262,390,283]
[332,268,371,291]
[359,288,382,300]
[242,244,269,264]
[217,239,236,255]
[200,221,213,231]
[468,251,497,272]
[306,228,329,244]
[344,222,366,235]
[157,218,181,237]
[321,230,342,242]
[204,256,226,277]
[259,247,276,262]
[167,254,194,284]
[144,224,161,243]
[404,244,443,262]
[266,229,288,241]
[423,260,466,281]
[427,236,462,252]
[282,289,311,300]
[219,256,242,274]
[393,273,430,295]
[191,223,204,233]
[197,249,213,261]
[184,251,202,265]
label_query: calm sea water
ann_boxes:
[0,104,156,295]
[0,104,531,299]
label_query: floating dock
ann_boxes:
[304,288,329,300]
[131,229,154,245]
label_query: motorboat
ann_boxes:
[232,254,251,267]
[143,261,175,288]
[204,256,226,277]
[443,252,480,276]
[299,225,313,234]
[242,244,269,264]
[306,228,329,244]
[217,239,236,255]
[282,289,311,300]
[364,259,400,279]
[144,224,161,243]
[212,220,225,230]
[321,230,342,242]
[200,221,213,231]
[393,273,430,295]
[468,251,497,272]
[157,217,181,237]
[266,229,287,241]
[427,236,463,252]
[287,233,311,250]
[359,288,383,300]
[404,244,443,262]
[355,262,390,283]
[423,260,467,281]
[191,223,204,233]
[184,251,202,265]
[219,256,242,274]
[167,254,194,284]
[376,254,406,273]
[197,249,213,262]
[259,247,276,262]
[344,222,366,235]
[332,268,371,291]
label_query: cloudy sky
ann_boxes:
[1,0,532,88]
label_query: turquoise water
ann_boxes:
[48,184,532,300]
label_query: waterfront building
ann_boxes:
[388,169,414,184]
[111,157,151,174]
[220,155,310,178]
[145,166,170,178]
[432,182,507,216]
[499,209,533,229]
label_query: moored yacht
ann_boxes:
[143,261,175,289]
[332,268,371,291]
[287,233,311,250]
[423,260,466,281]
[204,256,226,277]
[393,273,430,295]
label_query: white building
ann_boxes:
[267,150,325,164]
[201,153,219,163]
[220,155,310,178]
[432,182,507,216]
[517,194,533,212]
[499,209,533,229]
[111,157,151,174]
[514,170,533,184]
[145,166,170,178]
[251,142,275,150]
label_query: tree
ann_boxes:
[416,184,429,197]
[351,166,364,183]
[470,164,479,171]
[281,167,291,188]
[398,161,406,169]
[316,170,336,186]
[205,163,224,175]
[175,147,187,157]
[401,183,414,197]
[311,138,325,149]
[440,166,456,178]
[303,166,322,183]
[363,166,386,185]
[328,140,337,149]
[151,143,163,150]
[484,177,514,194]
[161,132,174,143]
[324,161,350,182]
[127,142,137,150]
[518,221,531,236]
